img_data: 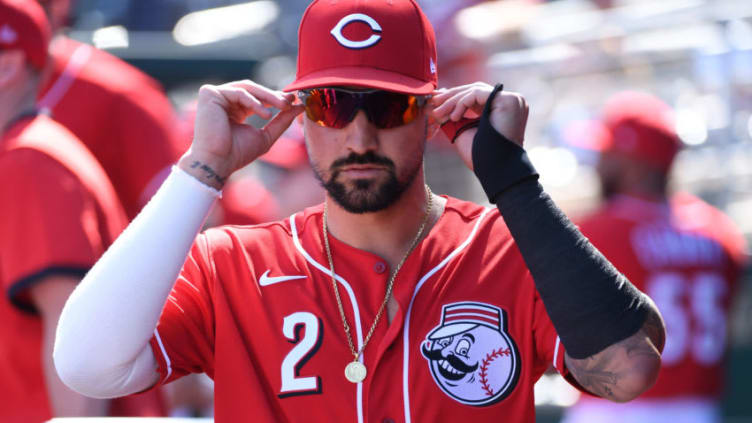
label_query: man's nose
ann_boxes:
[343,111,379,154]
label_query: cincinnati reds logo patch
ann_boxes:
[421,302,520,406]
[330,13,382,49]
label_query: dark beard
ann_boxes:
[313,151,421,214]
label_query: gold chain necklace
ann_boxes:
[322,186,433,383]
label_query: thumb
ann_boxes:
[262,105,305,146]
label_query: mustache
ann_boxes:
[330,151,394,172]
[421,343,479,373]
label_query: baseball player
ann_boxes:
[0,0,127,420]
[55,1,665,422]
[256,119,326,219]
[562,92,749,423]
[33,0,172,415]
[35,0,184,219]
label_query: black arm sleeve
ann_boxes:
[472,84,649,359]
[495,180,648,358]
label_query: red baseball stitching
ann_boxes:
[478,348,511,397]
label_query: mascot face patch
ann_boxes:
[421,302,520,406]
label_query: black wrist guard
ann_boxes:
[472,84,538,204]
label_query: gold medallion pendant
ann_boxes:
[344,361,367,383]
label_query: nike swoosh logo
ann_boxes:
[259,270,307,287]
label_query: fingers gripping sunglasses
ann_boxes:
[298,88,431,129]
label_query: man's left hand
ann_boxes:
[431,83,529,171]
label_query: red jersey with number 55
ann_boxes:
[149,197,575,422]
[577,194,748,399]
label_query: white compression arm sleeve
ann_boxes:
[54,167,220,398]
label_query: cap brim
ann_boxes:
[427,323,478,340]
[284,66,435,95]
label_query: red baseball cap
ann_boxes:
[284,0,438,95]
[575,91,681,171]
[0,0,50,70]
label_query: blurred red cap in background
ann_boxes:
[0,0,50,70]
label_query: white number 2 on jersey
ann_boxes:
[647,272,727,366]
[279,312,323,398]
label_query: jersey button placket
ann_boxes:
[374,261,387,274]
[364,259,392,421]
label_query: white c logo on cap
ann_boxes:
[330,13,382,49]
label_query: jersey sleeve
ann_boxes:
[0,150,104,312]
[532,287,568,378]
[149,233,216,385]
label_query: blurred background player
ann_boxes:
[0,0,128,420]
[253,119,325,219]
[35,0,184,219]
[218,119,324,226]
[562,91,749,423]
[32,0,173,415]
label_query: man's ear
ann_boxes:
[0,50,27,88]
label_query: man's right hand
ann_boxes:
[178,80,304,189]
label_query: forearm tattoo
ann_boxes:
[565,307,664,400]
[190,161,227,187]
[567,351,620,399]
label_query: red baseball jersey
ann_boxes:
[37,36,184,219]
[149,197,574,422]
[0,115,127,422]
[576,194,748,400]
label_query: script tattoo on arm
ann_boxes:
[189,161,227,187]
[564,305,665,402]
